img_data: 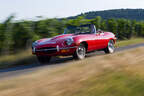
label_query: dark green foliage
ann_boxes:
[1,15,15,54]
[68,9,144,21]
[91,16,102,29]
[107,19,118,34]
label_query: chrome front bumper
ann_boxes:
[32,45,76,53]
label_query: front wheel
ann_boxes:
[73,44,86,60]
[37,56,51,64]
[104,40,115,54]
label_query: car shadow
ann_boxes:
[0,51,105,74]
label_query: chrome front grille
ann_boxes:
[36,47,57,54]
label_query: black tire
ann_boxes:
[73,44,86,60]
[37,56,51,64]
[104,40,115,54]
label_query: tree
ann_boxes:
[107,18,118,34]
[125,20,132,39]
[135,22,144,37]
[117,19,127,40]
[131,20,136,37]
[100,20,107,31]
[1,15,15,55]
[91,16,102,29]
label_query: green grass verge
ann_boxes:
[116,38,144,47]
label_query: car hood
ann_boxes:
[36,34,74,45]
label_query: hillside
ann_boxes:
[68,9,144,21]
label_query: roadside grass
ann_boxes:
[0,47,144,96]
[0,49,37,69]
[0,38,144,69]
[116,38,144,47]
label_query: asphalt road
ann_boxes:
[0,43,144,80]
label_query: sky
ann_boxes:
[0,0,144,22]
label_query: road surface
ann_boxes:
[0,43,144,80]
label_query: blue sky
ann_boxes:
[0,0,144,21]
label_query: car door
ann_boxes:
[99,32,108,49]
[85,34,97,52]
[93,32,108,50]
[93,33,102,50]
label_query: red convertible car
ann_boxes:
[32,24,116,64]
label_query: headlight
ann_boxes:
[66,38,74,45]
[32,41,38,47]
[32,41,38,53]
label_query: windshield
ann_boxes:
[64,24,96,34]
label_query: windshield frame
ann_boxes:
[63,24,96,35]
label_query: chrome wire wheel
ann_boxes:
[108,40,115,53]
[104,40,115,54]
[73,44,86,60]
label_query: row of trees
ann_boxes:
[69,9,144,21]
[0,15,144,55]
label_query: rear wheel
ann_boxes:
[37,56,51,64]
[104,40,115,54]
[73,44,86,60]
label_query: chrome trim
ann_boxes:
[56,45,60,52]
[36,48,57,52]
[36,46,76,52]
[32,47,36,53]
[93,25,97,34]
[60,46,76,50]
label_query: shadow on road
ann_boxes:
[0,51,105,74]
